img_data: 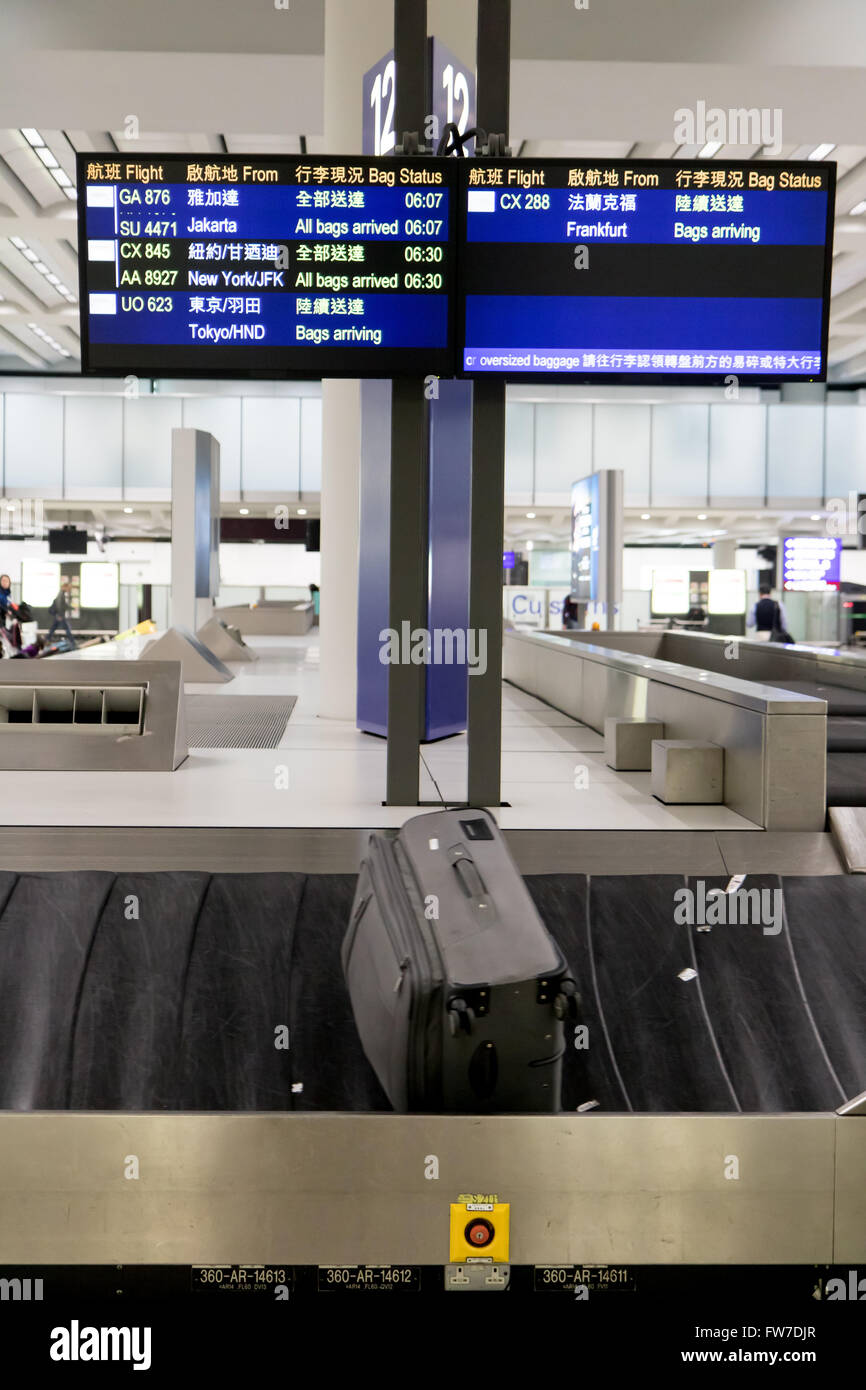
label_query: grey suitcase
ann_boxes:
[341,808,578,1113]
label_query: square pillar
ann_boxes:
[170,428,220,634]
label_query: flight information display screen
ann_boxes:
[458,158,835,383]
[77,154,456,377]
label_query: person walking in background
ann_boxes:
[46,578,77,647]
[747,582,789,642]
[562,593,580,630]
[0,572,22,649]
[0,574,14,616]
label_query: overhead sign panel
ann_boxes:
[782,535,842,591]
[458,158,835,383]
[708,568,747,615]
[77,154,456,378]
[80,561,120,609]
[651,567,691,616]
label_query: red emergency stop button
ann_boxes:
[465,1218,495,1248]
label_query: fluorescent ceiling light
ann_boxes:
[297,507,307,516]
[63,187,77,200]
[808,143,835,161]
[51,168,72,188]
[526,511,536,518]
[46,273,60,285]
[35,146,58,169]
[849,200,866,216]
[21,128,43,146]
[697,513,708,520]
[640,513,651,520]
[122,506,133,514]
[698,141,723,158]
[239,507,250,515]
[810,513,821,521]
[22,248,38,261]
[525,540,534,551]
[33,262,48,274]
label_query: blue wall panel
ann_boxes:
[356,379,471,741]
[426,380,472,740]
[356,379,392,737]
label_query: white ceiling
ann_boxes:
[504,502,842,553]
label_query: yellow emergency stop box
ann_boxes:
[449,1199,510,1263]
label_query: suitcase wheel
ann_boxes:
[448,997,475,1036]
[553,979,581,1021]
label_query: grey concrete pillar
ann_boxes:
[170,427,220,633]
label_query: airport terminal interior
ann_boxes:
[0,0,865,1359]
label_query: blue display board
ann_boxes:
[458,158,835,384]
[77,153,456,378]
[782,536,842,592]
[571,474,599,601]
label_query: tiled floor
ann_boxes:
[7,632,758,831]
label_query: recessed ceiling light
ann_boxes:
[51,168,72,189]
[122,506,133,514]
[33,262,48,274]
[850,200,866,216]
[640,513,651,520]
[35,146,58,169]
[698,141,723,158]
[63,187,77,200]
[697,513,708,520]
[525,540,534,551]
[297,507,307,516]
[21,128,43,147]
[22,248,38,261]
[810,513,821,521]
[46,273,60,285]
[808,143,835,161]
[239,507,250,515]
[6,504,15,512]
[526,511,536,518]
[10,235,26,249]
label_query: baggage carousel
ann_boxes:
[0,834,863,1267]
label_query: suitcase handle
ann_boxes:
[448,845,495,917]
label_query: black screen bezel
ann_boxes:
[75,152,458,381]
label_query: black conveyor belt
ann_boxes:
[0,872,863,1114]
